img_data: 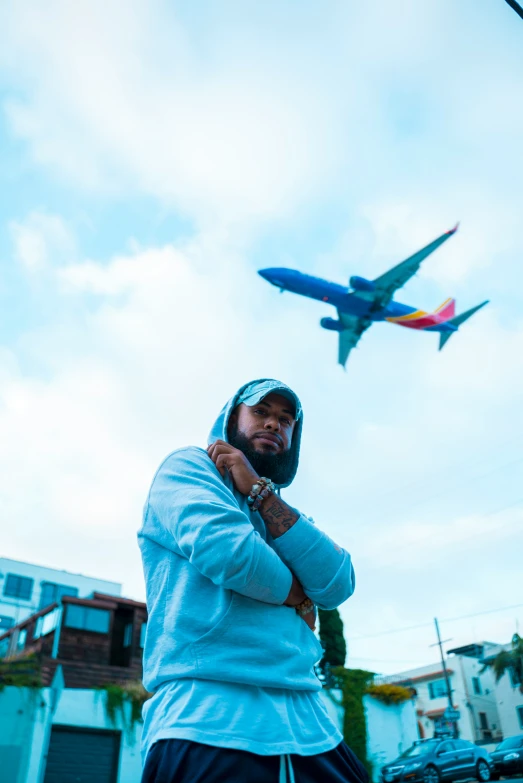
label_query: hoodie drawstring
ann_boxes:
[279,754,296,783]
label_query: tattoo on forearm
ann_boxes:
[260,496,299,538]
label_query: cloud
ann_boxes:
[361,506,523,570]
[1,0,347,227]
[1,0,522,672]
[9,211,75,271]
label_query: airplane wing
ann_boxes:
[372,224,459,308]
[337,312,372,368]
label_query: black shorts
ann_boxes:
[142,738,370,783]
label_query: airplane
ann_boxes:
[258,224,489,368]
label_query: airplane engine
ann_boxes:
[349,276,375,292]
[320,317,345,332]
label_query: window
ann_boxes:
[140,621,147,648]
[64,605,110,633]
[0,637,9,658]
[34,608,60,638]
[438,742,455,754]
[123,623,133,648]
[428,679,448,699]
[16,628,27,652]
[509,667,522,688]
[479,712,489,730]
[472,676,482,695]
[4,574,34,601]
[517,706,523,731]
[39,582,79,610]
[0,616,14,631]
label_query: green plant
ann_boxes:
[0,655,43,691]
[366,683,414,705]
[318,609,347,682]
[98,680,152,742]
[482,633,523,693]
[332,667,375,775]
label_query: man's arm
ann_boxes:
[259,493,355,611]
[207,440,355,611]
[146,447,293,605]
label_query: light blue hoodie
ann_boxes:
[138,379,355,763]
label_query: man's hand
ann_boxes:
[207,442,316,630]
[284,576,316,631]
[207,440,259,496]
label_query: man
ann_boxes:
[139,379,365,783]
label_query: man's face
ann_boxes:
[227,392,297,485]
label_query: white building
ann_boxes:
[481,642,523,739]
[0,557,121,631]
[377,643,502,744]
[364,694,418,780]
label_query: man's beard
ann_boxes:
[228,425,294,486]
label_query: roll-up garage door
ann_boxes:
[43,726,120,783]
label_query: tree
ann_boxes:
[482,634,523,693]
[318,608,347,682]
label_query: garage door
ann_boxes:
[43,726,121,783]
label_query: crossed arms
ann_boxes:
[148,447,355,614]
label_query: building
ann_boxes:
[376,643,503,744]
[0,557,121,631]
[480,642,523,738]
[0,590,147,783]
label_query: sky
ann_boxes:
[0,0,522,675]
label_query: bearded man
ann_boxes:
[139,379,365,783]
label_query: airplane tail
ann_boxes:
[439,300,489,350]
[434,297,456,320]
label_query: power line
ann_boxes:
[361,434,520,508]
[370,492,523,561]
[348,602,523,642]
[504,0,523,21]
[357,454,523,532]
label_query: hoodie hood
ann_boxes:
[208,378,303,489]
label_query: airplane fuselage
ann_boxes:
[258,268,456,333]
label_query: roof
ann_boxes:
[447,642,499,659]
[390,669,454,685]
[0,592,146,642]
[0,556,121,586]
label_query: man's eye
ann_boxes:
[254,409,266,415]
[281,418,291,426]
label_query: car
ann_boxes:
[489,735,523,780]
[381,738,492,783]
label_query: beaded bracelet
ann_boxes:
[247,477,276,512]
[295,598,315,617]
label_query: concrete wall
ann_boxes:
[319,688,344,732]
[364,696,418,782]
[0,686,55,783]
[52,689,142,783]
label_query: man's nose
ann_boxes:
[264,417,280,431]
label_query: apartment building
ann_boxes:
[481,642,523,738]
[0,556,121,631]
[0,591,147,783]
[377,643,502,744]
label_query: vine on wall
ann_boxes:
[98,680,152,742]
[332,667,375,774]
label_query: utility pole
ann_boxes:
[432,617,459,738]
[503,0,523,21]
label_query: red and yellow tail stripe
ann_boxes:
[386,298,456,330]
